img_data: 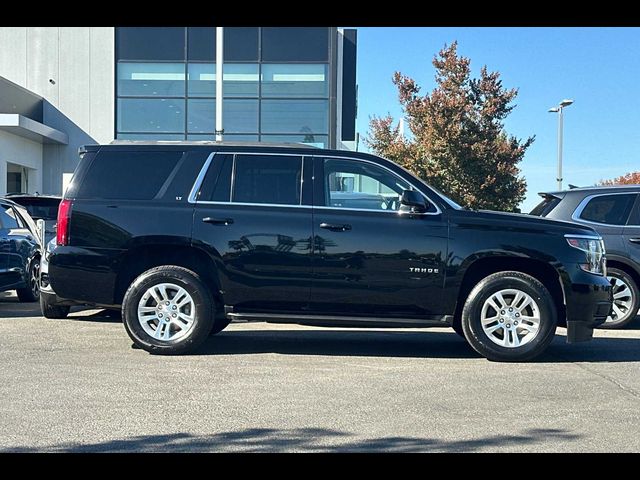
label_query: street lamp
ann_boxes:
[548,99,574,191]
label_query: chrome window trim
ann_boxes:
[571,192,639,227]
[299,155,304,205]
[188,150,443,215]
[189,201,311,209]
[187,151,215,203]
[317,154,443,216]
[313,205,434,216]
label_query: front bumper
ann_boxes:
[562,266,612,343]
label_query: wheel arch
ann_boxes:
[113,243,224,311]
[453,255,566,331]
[606,255,640,289]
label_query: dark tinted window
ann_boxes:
[198,154,233,202]
[0,205,20,229]
[162,150,209,201]
[76,150,184,200]
[629,196,640,225]
[232,155,302,205]
[188,27,215,61]
[116,27,186,61]
[16,199,60,221]
[530,196,561,216]
[579,194,637,225]
[225,27,259,61]
[261,28,329,61]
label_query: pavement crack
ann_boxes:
[561,358,640,401]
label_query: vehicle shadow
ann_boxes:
[200,328,480,359]
[0,427,581,452]
[67,309,122,324]
[0,292,40,318]
[194,327,640,363]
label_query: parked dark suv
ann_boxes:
[0,199,41,302]
[531,185,640,328]
[4,194,61,245]
[44,142,612,361]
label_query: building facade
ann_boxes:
[0,27,357,195]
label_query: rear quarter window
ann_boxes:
[530,197,561,216]
[75,150,185,200]
[578,193,637,225]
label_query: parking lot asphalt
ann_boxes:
[1,290,639,453]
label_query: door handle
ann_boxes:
[629,238,640,244]
[202,217,234,226]
[319,222,352,232]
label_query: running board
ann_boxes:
[226,312,452,329]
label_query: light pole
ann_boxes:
[215,27,224,142]
[548,99,574,191]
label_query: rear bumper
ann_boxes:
[562,267,612,343]
[48,246,120,306]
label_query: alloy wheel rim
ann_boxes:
[30,261,40,298]
[606,275,635,324]
[480,289,541,348]
[137,283,196,342]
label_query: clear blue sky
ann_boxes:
[351,27,640,212]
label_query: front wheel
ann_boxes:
[461,271,557,362]
[122,266,215,355]
[598,268,639,329]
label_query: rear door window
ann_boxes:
[197,154,233,202]
[231,154,303,205]
[75,150,185,200]
[578,194,637,225]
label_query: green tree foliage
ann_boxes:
[366,42,534,212]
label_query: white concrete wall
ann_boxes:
[0,131,43,195]
[0,27,115,194]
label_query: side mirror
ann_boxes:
[400,189,428,213]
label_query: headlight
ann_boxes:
[565,235,606,275]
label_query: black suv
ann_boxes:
[44,142,612,362]
[531,185,640,328]
[0,199,41,302]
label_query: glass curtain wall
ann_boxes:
[116,27,330,147]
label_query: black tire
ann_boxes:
[17,258,40,303]
[461,271,557,362]
[122,265,214,355]
[599,267,639,329]
[210,317,231,336]
[40,292,70,319]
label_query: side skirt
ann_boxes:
[226,312,453,329]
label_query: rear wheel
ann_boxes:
[17,258,40,303]
[461,271,557,362]
[122,266,214,355]
[599,268,639,329]
[40,292,70,319]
